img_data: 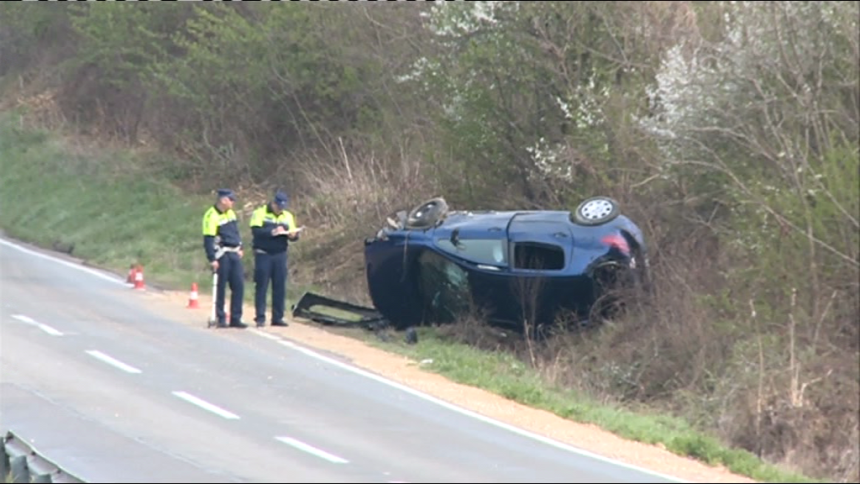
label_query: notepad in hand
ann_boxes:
[275,226,305,236]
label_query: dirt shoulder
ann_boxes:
[140,285,756,484]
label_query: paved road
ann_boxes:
[0,237,687,483]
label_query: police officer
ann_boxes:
[202,188,247,329]
[249,190,300,327]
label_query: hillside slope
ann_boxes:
[1,2,856,482]
[0,113,822,484]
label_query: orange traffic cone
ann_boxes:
[187,283,200,309]
[133,265,145,290]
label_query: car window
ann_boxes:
[417,251,471,323]
[513,241,565,270]
[435,238,507,266]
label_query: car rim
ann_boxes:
[580,199,614,220]
[415,202,436,219]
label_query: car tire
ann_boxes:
[405,197,449,229]
[572,196,620,226]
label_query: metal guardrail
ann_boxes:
[1,432,85,483]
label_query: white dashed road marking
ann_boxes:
[171,391,241,420]
[85,350,142,374]
[275,436,350,464]
[2,235,689,484]
[257,332,689,483]
[11,314,64,336]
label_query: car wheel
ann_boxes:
[572,196,620,226]
[405,197,449,229]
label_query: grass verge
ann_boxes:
[0,115,206,290]
[363,327,821,483]
[0,113,314,305]
[0,113,822,483]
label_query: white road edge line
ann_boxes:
[171,391,240,420]
[275,436,349,464]
[250,329,280,341]
[266,337,690,484]
[2,236,688,483]
[85,350,142,374]
[37,324,63,336]
[0,238,125,285]
[11,314,64,336]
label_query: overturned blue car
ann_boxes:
[361,196,651,332]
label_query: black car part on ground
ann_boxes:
[1,431,85,483]
[291,291,389,330]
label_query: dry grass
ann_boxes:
[2,100,856,483]
[280,136,859,482]
[425,205,859,482]
[287,142,440,306]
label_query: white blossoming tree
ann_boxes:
[641,1,858,471]
[401,1,686,207]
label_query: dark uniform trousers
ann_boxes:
[216,251,245,324]
[254,250,288,324]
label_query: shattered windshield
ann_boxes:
[417,251,471,323]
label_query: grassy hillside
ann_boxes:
[0,115,202,287]
[0,112,334,305]
[1,2,857,482]
[0,112,823,484]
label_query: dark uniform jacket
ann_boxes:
[202,205,242,262]
[249,204,297,254]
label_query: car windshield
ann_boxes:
[435,238,507,266]
[417,251,471,323]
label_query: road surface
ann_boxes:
[0,236,687,483]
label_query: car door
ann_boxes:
[504,213,576,325]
